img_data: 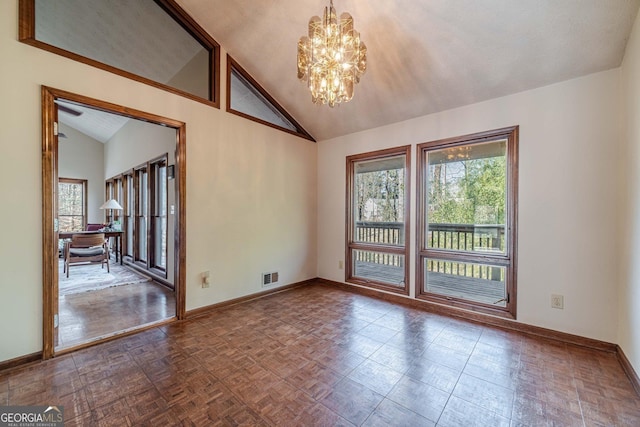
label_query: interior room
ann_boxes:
[1,0,640,425]
[56,101,177,349]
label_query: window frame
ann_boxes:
[19,0,221,108]
[58,177,87,232]
[416,126,519,318]
[226,55,315,141]
[134,165,149,265]
[346,145,411,295]
[122,171,134,259]
[150,157,168,273]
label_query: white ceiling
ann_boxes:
[49,1,640,142]
[178,0,640,140]
[57,101,129,143]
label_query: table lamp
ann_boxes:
[100,199,123,230]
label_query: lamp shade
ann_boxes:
[100,199,123,210]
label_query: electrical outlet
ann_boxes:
[202,271,210,288]
[338,260,344,269]
[551,294,564,309]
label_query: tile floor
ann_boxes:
[2,282,639,426]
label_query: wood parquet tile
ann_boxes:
[2,282,640,426]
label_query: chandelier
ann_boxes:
[297,0,367,107]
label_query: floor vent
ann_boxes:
[262,272,279,287]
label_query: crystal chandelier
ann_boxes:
[297,0,367,107]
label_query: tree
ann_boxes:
[355,169,404,222]
[428,155,506,225]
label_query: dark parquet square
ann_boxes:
[1,282,639,425]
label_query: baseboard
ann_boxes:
[185,278,315,319]
[2,277,628,379]
[0,352,41,373]
[317,278,618,353]
[616,345,640,396]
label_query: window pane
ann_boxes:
[157,166,167,214]
[138,217,147,262]
[58,182,83,216]
[154,165,167,269]
[424,258,507,307]
[154,218,167,269]
[114,178,122,223]
[354,155,406,246]
[126,176,134,256]
[230,68,297,131]
[136,169,148,262]
[141,171,148,215]
[126,217,134,256]
[227,58,312,139]
[58,180,85,232]
[427,140,507,253]
[353,249,405,287]
[34,0,211,100]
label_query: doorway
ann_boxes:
[41,86,186,358]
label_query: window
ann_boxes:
[135,167,149,264]
[151,160,167,270]
[104,176,124,226]
[417,127,518,318]
[346,146,411,294]
[20,0,220,106]
[227,55,314,141]
[58,178,87,232]
[109,155,168,278]
[124,172,134,258]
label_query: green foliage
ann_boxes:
[429,156,506,225]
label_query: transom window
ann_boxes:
[417,127,519,318]
[226,55,314,141]
[20,0,220,106]
[346,146,411,294]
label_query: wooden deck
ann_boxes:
[355,261,506,306]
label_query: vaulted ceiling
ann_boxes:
[51,1,640,143]
[179,0,640,141]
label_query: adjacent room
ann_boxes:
[1,0,640,425]
[56,100,177,349]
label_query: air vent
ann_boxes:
[262,272,279,287]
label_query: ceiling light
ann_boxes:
[297,0,367,107]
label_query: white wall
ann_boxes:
[58,123,105,224]
[318,69,622,343]
[104,118,177,284]
[619,11,640,377]
[104,119,176,179]
[0,1,317,363]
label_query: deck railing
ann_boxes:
[427,223,504,280]
[355,221,505,280]
[427,223,504,253]
[354,221,404,267]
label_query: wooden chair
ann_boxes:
[63,233,110,278]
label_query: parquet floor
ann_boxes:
[2,282,639,426]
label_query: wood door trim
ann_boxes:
[41,87,57,359]
[41,86,187,359]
